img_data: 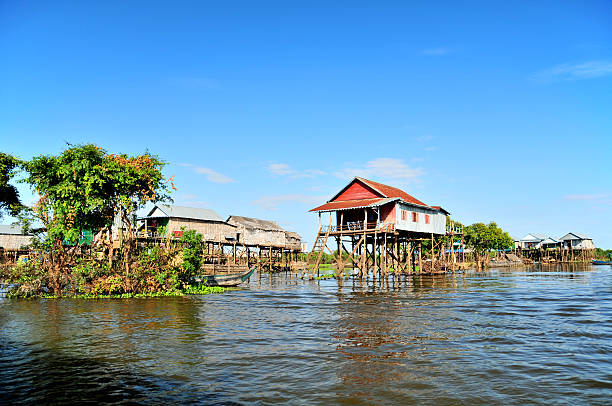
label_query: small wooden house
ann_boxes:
[540,237,561,249]
[141,204,237,241]
[559,232,595,250]
[226,216,297,247]
[517,233,546,249]
[0,224,33,250]
[285,231,302,251]
[310,177,448,235]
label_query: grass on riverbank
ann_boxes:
[5,284,230,299]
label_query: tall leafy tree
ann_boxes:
[24,144,172,294]
[464,222,514,267]
[0,152,22,218]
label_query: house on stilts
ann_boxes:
[307,177,460,278]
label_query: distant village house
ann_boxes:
[0,224,33,250]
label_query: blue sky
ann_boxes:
[1,1,611,248]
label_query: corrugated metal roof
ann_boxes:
[147,204,224,222]
[356,177,429,207]
[430,205,451,215]
[310,198,390,212]
[541,237,560,244]
[312,177,436,212]
[0,224,29,235]
[227,216,285,231]
[559,232,592,241]
[520,233,546,242]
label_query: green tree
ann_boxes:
[24,144,172,294]
[464,222,513,268]
[179,228,204,281]
[0,152,23,218]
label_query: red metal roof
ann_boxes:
[356,177,428,207]
[311,177,441,212]
[310,198,388,212]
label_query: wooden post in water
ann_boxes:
[418,241,422,274]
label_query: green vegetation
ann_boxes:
[595,248,612,260]
[0,152,23,218]
[314,273,336,280]
[0,144,226,298]
[463,222,514,268]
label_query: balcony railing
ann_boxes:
[321,221,395,233]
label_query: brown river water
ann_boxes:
[1,264,611,405]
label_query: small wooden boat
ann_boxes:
[194,266,257,287]
[0,283,19,298]
[592,260,612,265]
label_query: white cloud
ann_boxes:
[267,163,326,178]
[415,135,435,142]
[421,47,454,56]
[252,194,327,211]
[179,163,236,184]
[564,193,611,201]
[335,158,424,182]
[531,61,612,82]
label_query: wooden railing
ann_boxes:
[321,222,395,233]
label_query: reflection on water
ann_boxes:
[1,264,612,405]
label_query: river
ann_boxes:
[1,264,611,405]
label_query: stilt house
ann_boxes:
[517,233,546,249]
[140,205,237,241]
[226,216,289,247]
[310,177,448,235]
[559,233,595,250]
[0,224,33,250]
[285,231,302,251]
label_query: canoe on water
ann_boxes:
[194,266,257,287]
[592,260,612,265]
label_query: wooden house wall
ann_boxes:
[233,225,286,246]
[0,235,33,250]
[380,204,396,224]
[167,219,236,241]
[395,203,445,235]
[285,235,302,250]
[335,182,381,201]
[566,239,595,249]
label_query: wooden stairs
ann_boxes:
[305,227,331,278]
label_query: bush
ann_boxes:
[179,229,204,281]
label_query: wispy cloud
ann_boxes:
[335,158,424,182]
[168,77,219,89]
[179,163,236,184]
[252,194,327,211]
[415,135,435,142]
[267,163,326,178]
[564,193,612,201]
[174,193,211,208]
[531,61,612,82]
[421,47,454,56]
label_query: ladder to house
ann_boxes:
[306,227,331,278]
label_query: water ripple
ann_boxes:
[1,264,612,404]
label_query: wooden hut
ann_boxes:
[140,204,237,241]
[285,231,302,251]
[307,177,456,278]
[517,233,546,250]
[311,177,448,235]
[540,237,561,249]
[226,216,287,247]
[559,232,595,250]
[0,224,33,250]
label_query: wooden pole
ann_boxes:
[418,241,422,274]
